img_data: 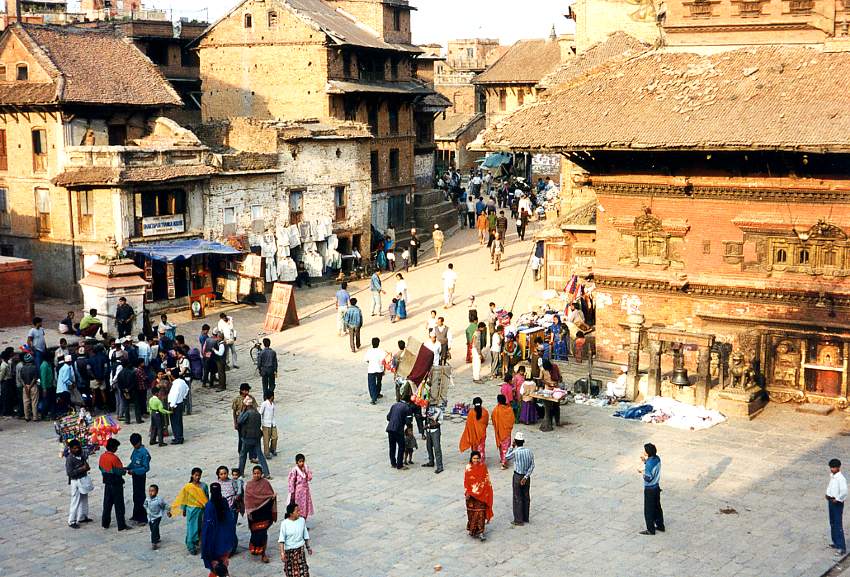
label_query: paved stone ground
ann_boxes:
[2,222,849,577]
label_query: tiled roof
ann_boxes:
[54,165,215,187]
[473,39,562,85]
[0,82,56,104]
[196,0,421,53]
[3,24,182,107]
[326,79,433,95]
[561,200,597,227]
[538,32,649,89]
[482,46,850,152]
[435,112,484,140]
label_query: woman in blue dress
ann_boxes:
[547,315,568,361]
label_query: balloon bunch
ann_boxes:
[89,414,121,447]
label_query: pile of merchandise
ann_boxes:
[55,409,97,456]
[89,414,121,447]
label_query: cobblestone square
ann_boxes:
[2,228,848,577]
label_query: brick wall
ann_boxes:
[435,83,478,116]
[0,258,33,327]
[483,84,540,128]
[198,0,330,122]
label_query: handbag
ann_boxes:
[78,475,95,494]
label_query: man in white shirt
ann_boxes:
[175,348,193,415]
[490,325,504,378]
[518,194,532,216]
[606,366,629,400]
[167,376,189,445]
[259,393,278,458]
[424,333,441,368]
[442,263,458,308]
[217,313,238,369]
[827,458,848,555]
[364,337,387,405]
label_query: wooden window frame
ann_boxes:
[78,190,94,236]
[0,129,7,171]
[16,63,28,81]
[0,187,9,230]
[289,189,304,225]
[244,13,253,28]
[32,128,47,173]
[334,185,347,222]
[267,10,278,27]
[389,148,400,183]
[35,187,50,234]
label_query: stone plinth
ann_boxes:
[78,259,147,338]
[711,387,767,420]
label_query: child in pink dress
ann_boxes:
[287,453,314,520]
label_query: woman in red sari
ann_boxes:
[459,397,489,462]
[245,465,277,563]
[463,450,493,541]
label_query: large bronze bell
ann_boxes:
[670,345,690,386]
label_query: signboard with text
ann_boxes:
[142,214,185,237]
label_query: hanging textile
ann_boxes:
[277,257,298,282]
[261,234,277,283]
[287,225,301,249]
[326,234,338,251]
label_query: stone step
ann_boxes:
[796,403,834,416]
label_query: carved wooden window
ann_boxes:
[789,0,813,13]
[739,0,763,15]
[823,249,838,267]
[797,248,810,265]
[244,13,253,28]
[267,11,278,26]
[689,0,713,17]
[775,247,788,264]
[723,241,744,264]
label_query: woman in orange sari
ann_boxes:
[459,397,489,463]
[463,450,493,541]
[491,394,515,470]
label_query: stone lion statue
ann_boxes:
[729,351,756,389]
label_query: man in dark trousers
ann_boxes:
[826,458,847,556]
[343,298,364,353]
[386,396,412,470]
[408,228,419,268]
[115,297,135,338]
[237,397,270,478]
[256,338,278,400]
[639,442,665,535]
[506,431,535,525]
[126,433,151,525]
[98,437,128,530]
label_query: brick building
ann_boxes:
[199,117,374,276]
[482,46,850,412]
[78,19,208,125]
[472,36,564,129]
[195,0,436,232]
[0,23,214,299]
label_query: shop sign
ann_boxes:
[142,214,185,237]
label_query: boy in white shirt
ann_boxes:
[259,393,278,459]
[827,458,848,556]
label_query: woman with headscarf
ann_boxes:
[458,397,489,463]
[279,502,313,577]
[171,467,208,555]
[491,394,515,470]
[394,274,408,319]
[215,465,240,556]
[463,450,493,541]
[244,465,277,563]
[201,482,236,577]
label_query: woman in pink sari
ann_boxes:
[287,453,314,521]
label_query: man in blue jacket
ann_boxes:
[386,397,412,470]
[126,433,151,525]
[639,442,665,535]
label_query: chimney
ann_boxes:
[549,24,557,41]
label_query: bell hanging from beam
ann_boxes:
[670,344,690,386]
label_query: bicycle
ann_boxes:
[248,333,264,369]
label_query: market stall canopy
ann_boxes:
[482,153,512,169]
[124,239,243,262]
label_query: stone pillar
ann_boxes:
[79,259,148,338]
[625,312,645,400]
[648,340,662,398]
[696,345,711,407]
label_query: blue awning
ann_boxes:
[482,152,512,169]
[124,239,243,263]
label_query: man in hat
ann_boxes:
[232,383,258,460]
[56,353,77,414]
[432,224,445,262]
[408,228,419,268]
[236,396,270,478]
[506,431,535,526]
[606,366,629,401]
